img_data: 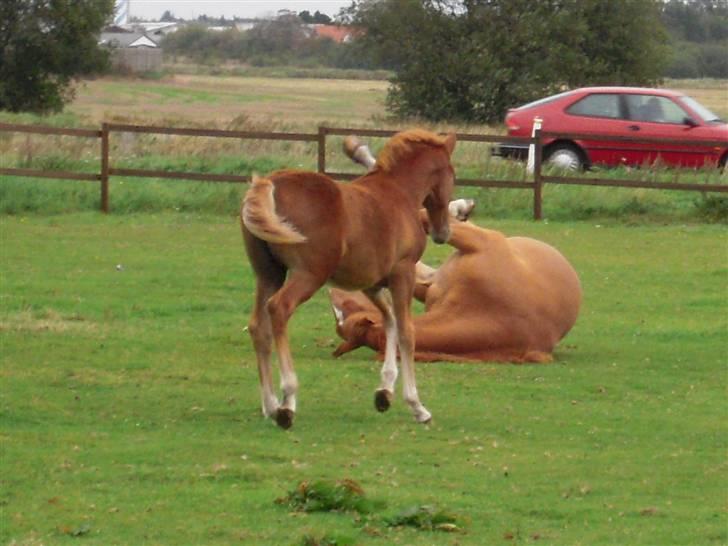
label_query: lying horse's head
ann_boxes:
[330,289,383,356]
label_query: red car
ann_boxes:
[494,87,728,170]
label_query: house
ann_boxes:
[100,28,162,73]
[309,24,361,44]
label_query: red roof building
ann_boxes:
[310,25,362,43]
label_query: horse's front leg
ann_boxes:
[389,264,432,424]
[365,288,398,412]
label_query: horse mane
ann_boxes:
[375,129,450,173]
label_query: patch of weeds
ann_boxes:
[276,479,381,515]
[278,481,466,537]
[694,195,728,223]
[57,522,92,537]
[384,504,462,532]
[298,532,357,546]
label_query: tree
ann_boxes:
[0,0,114,114]
[313,10,333,24]
[661,0,728,78]
[247,13,309,55]
[299,10,332,24]
[160,10,177,22]
[349,0,669,123]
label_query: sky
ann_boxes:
[127,1,353,20]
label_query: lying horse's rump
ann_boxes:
[331,221,581,363]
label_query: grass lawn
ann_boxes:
[1,211,726,545]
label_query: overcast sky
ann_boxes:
[127,1,353,20]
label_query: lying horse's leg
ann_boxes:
[390,263,432,424]
[365,288,398,412]
[266,270,324,429]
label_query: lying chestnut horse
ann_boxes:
[331,220,581,363]
[331,136,581,364]
[241,129,456,428]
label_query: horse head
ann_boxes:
[423,133,456,244]
[376,130,457,245]
[330,288,382,356]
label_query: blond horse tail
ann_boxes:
[242,175,307,244]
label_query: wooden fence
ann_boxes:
[0,121,725,219]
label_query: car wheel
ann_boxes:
[545,144,584,171]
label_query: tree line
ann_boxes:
[661,0,728,78]
[161,0,728,79]
[162,13,370,69]
[1,0,725,119]
[161,0,727,122]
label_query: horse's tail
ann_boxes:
[242,175,307,244]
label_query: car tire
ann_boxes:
[545,144,585,171]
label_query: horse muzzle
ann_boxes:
[430,226,450,244]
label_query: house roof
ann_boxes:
[100,32,159,48]
[310,25,361,44]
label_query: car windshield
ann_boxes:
[515,90,575,111]
[679,96,723,123]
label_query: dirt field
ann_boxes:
[73,75,390,129]
[66,75,727,130]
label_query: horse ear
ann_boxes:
[333,339,360,357]
[331,302,344,326]
[444,133,457,156]
[329,289,350,321]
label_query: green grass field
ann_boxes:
[1,74,726,545]
[1,212,726,545]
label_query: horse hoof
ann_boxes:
[374,389,393,412]
[416,409,432,424]
[275,408,295,429]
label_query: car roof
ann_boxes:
[573,86,682,97]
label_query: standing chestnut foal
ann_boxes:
[241,129,457,428]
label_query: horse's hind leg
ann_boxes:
[249,279,282,418]
[242,227,286,420]
[267,270,324,429]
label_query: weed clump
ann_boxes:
[276,479,380,515]
[695,195,728,223]
[299,532,357,546]
[384,504,462,532]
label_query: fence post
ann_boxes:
[100,122,109,213]
[533,127,543,221]
[317,126,327,174]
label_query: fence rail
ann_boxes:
[1,121,725,218]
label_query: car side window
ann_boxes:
[566,94,621,119]
[625,95,688,124]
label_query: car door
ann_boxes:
[564,93,642,166]
[622,94,713,167]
